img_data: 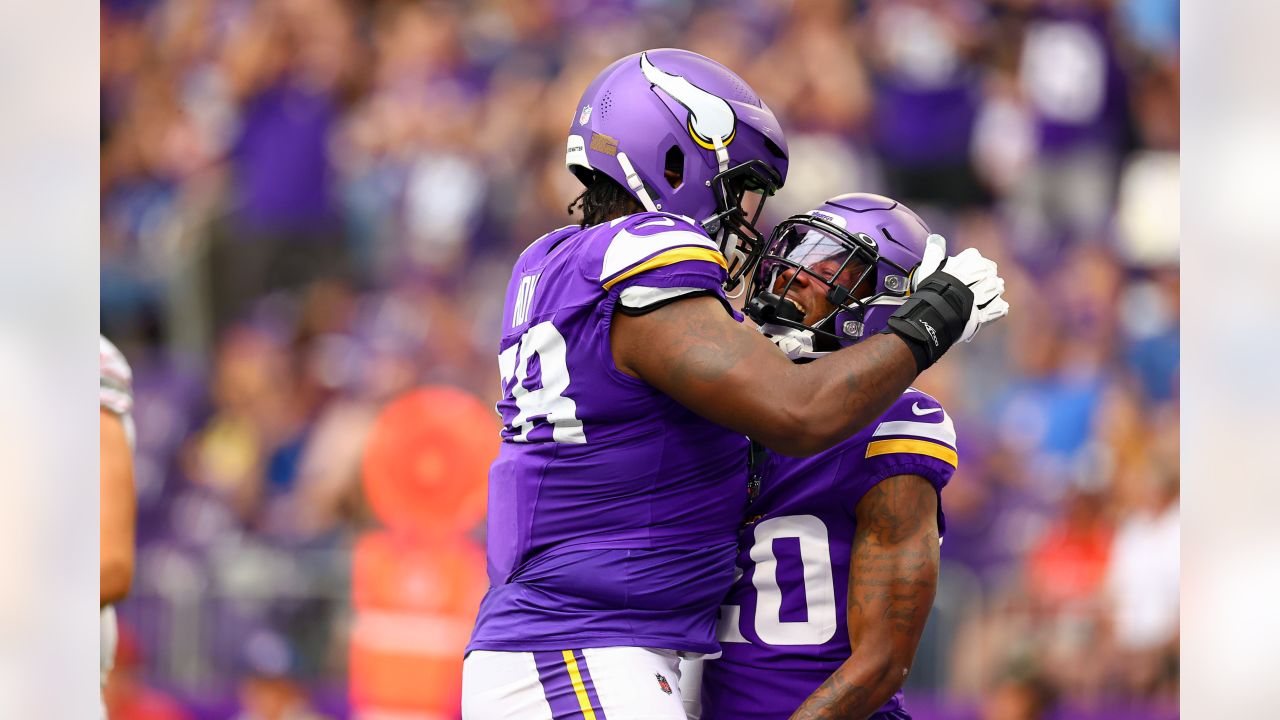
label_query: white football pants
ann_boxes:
[462,646,691,719]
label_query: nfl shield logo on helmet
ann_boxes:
[579,105,593,126]
[655,673,673,695]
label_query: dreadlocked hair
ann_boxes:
[567,172,644,228]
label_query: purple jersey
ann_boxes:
[467,212,750,655]
[701,389,957,719]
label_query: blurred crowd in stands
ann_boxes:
[100,0,1179,718]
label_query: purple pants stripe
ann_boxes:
[570,650,606,718]
[532,650,606,719]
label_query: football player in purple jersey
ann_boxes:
[693,194,965,720]
[462,49,1007,719]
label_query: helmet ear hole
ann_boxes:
[664,146,684,189]
[763,137,787,161]
[570,166,596,187]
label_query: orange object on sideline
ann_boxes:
[350,531,488,714]
[361,385,497,535]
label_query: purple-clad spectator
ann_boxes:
[1005,0,1134,252]
[207,0,360,329]
[1019,3,1130,157]
[220,0,358,232]
[863,0,989,208]
[230,84,337,231]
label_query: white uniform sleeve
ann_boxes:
[99,335,136,450]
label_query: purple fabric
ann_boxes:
[534,651,594,720]
[873,81,978,167]
[772,537,808,623]
[468,213,748,655]
[572,650,607,719]
[1025,9,1129,154]
[231,82,337,230]
[701,389,957,719]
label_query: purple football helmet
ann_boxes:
[567,48,790,290]
[745,193,932,352]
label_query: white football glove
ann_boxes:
[913,234,1009,342]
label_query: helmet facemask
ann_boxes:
[701,159,783,293]
[746,215,913,351]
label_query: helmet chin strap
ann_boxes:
[712,135,730,174]
[710,136,743,295]
[616,152,658,212]
[723,241,749,297]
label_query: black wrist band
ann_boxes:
[881,271,974,373]
[881,323,933,374]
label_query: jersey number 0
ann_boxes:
[720,514,838,646]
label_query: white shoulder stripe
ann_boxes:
[601,226,716,280]
[618,285,708,310]
[872,411,957,448]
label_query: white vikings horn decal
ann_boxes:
[640,52,737,151]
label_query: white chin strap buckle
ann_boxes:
[759,323,822,361]
[712,135,730,174]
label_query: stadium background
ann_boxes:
[98,0,1179,718]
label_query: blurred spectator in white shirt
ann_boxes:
[1104,469,1179,694]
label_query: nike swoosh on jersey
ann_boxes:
[911,402,942,416]
[873,408,956,447]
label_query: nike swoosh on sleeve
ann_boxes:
[874,409,956,447]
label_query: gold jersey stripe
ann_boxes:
[865,438,958,468]
[561,650,598,720]
[601,246,728,290]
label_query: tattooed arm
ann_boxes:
[789,475,940,720]
[612,296,917,456]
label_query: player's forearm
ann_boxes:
[780,333,918,456]
[787,653,907,720]
[101,557,133,606]
[615,298,918,456]
[789,475,941,719]
[101,409,136,606]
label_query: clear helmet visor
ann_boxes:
[757,224,860,297]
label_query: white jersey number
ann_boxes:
[498,321,586,444]
[720,514,838,646]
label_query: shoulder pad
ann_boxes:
[518,225,578,260]
[599,213,724,289]
[873,389,954,445]
[100,335,133,416]
[865,388,957,467]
